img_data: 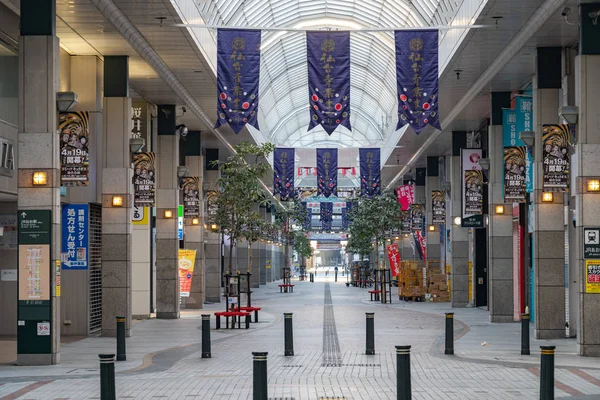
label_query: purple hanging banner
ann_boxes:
[273,148,295,200]
[395,30,441,134]
[317,148,338,197]
[215,29,261,134]
[307,31,351,135]
[302,202,312,230]
[359,148,381,197]
[320,202,333,231]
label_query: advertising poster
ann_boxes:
[18,244,50,301]
[396,183,414,211]
[401,210,411,233]
[503,147,527,202]
[132,152,156,206]
[415,230,427,263]
[542,124,570,192]
[59,111,90,186]
[387,244,401,277]
[61,204,88,270]
[410,204,424,232]
[431,190,446,225]
[178,249,197,297]
[181,177,200,218]
[586,260,600,293]
[515,97,534,193]
[205,190,219,225]
[461,148,483,227]
[132,206,149,225]
[0,214,17,250]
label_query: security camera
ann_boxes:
[562,7,571,17]
[589,10,599,25]
[182,106,187,113]
[176,124,188,137]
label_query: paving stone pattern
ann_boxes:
[1,277,600,399]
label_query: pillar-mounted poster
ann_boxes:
[132,152,156,206]
[431,190,446,225]
[410,204,424,232]
[461,148,483,227]
[59,112,89,186]
[503,147,527,202]
[181,177,200,218]
[401,210,411,233]
[542,124,570,192]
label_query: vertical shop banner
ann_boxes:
[131,101,149,151]
[503,147,527,202]
[401,210,412,233]
[320,202,333,231]
[273,148,295,200]
[542,124,571,192]
[215,29,261,134]
[410,204,424,232]
[132,152,156,206]
[461,149,483,227]
[316,148,338,197]
[205,191,219,224]
[59,112,90,186]
[302,202,312,230]
[431,190,446,224]
[61,204,88,270]
[396,183,415,211]
[395,30,441,134]
[178,249,197,297]
[387,243,401,277]
[359,148,381,197]
[415,230,427,263]
[515,97,534,193]
[502,109,518,146]
[307,31,351,135]
[181,177,200,218]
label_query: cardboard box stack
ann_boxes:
[427,266,450,302]
[398,261,425,299]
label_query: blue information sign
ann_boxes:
[61,204,89,270]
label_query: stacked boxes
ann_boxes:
[428,265,450,302]
[398,261,425,299]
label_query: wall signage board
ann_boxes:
[61,204,89,270]
[584,228,600,259]
[585,260,600,293]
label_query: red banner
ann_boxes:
[396,184,414,211]
[387,243,401,277]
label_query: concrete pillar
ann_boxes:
[488,92,515,322]
[155,133,180,318]
[185,154,205,309]
[204,164,221,303]
[449,132,469,307]
[426,157,441,268]
[101,56,133,337]
[532,48,565,339]
[575,9,600,355]
[17,0,61,364]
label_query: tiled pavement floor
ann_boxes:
[1,277,600,399]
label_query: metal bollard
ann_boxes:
[396,345,412,400]
[284,313,294,356]
[366,312,375,355]
[252,352,268,400]
[99,354,116,400]
[116,316,126,361]
[540,346,555,400]
[521,313,530,355]
[445,312,454,355]
[201,314,211,358]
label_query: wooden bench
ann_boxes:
[234,306,262,322]
[278,284,295,293]
[214,311,251,329]
[368,289,382,301]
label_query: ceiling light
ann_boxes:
[559,105,579,125]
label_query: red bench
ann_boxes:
[214,311,251,329]
[278,284,295,293]
[368,289,382,301]
[234,306,262,322]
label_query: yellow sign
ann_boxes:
[132,206,149,225]
[178,249,197,297]
[266,260,271,269]
[55,260,61,297]
[586,260,600,293]
[468,261,473,301]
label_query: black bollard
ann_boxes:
[335,270,338,282]
[99,354,116,400]
[445,312,454,355]
[252,352,268,400]
[201,314,211,358]
[540,346,555,400]
[284,313,294,356]
[396,345,412,400]
[116,316,126,361]
[521,313,530,356]
[366,312,375,355]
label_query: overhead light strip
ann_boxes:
[174,23,491,31]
